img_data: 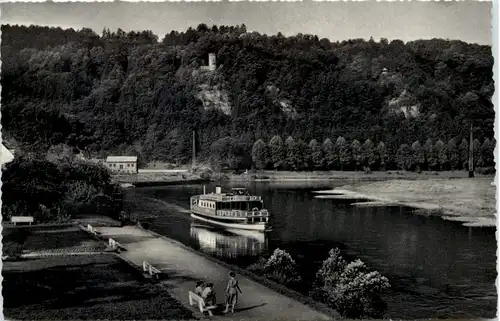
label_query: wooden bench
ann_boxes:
[188,291,216,316]
[86,224,102,236]
[11,216,34,226]
[108,238,125,251]
[142,261,162,280]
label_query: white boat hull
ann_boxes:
[191,213,270,232]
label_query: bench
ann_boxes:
[108,238,124,251]
[87,224,101,236]
[11,216,34,225]
[188,291,216,316]
[142,261,162,280]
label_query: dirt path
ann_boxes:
[97,226,334,321]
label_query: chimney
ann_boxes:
[215,186,222,194]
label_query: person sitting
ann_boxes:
[201,282,216,306]
[195,281,204,296]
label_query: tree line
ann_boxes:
[249,135,494,171]
[1,24,494,166]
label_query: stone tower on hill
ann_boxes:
[208,53,216,71]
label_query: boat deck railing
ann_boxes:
[217,209,269,218]
[199,194,262,202]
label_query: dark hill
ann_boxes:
[0,24,494,169]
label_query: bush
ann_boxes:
[311,248,390,319]
[263,248,302,287]
[199,168,213,180]
[246,257,267,275]
[3,242,24,260]
[2,148,123,223]
[246,249,302,287]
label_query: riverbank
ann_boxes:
[113,171,208,187]
[226,170,491,181]
[96,225,336,320]
[314,177,496,227]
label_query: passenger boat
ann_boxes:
[190,186,271,232]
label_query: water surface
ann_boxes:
[128,181,497,319]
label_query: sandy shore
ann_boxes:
[228,170,489,181]
[314,178,496,227]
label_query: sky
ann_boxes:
[0,1,493,45]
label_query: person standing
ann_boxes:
[224,271,242,314]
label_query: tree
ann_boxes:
[361,139,375,170]
[309,139,324,170]
[375,141,387,171]
[322,138,336,170]
[396,144,413,170]
[294,139,309,170]
[268,135,285,170]
[480,138,494,167]
[434,139,448,171]
[458,138,469,170]
[335,136,350,171]
[285,136,297,170]
[447,138,460,170]
[424,139,436,170]
[210,137,251,170]
[350,139,362,171]
[252,139,269,170]
[411,140,425,171]
[472,138,482,168]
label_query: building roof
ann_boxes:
[1,144,14,165]
[106,156,137,162]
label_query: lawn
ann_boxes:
[3,226,107,254]
[3,254,195,320]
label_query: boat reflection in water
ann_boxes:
[190,223,268,260]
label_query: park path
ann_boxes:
[97,226,334,321]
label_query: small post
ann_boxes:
[192,130,196,169]
[143,261,147,272]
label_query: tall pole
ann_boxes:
[192,130,196,169]
[469,121,474,178]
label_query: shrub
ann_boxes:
[199,168,212,180]
[311,248,390,319]
[262,248,302,287]
[3,242,24,260]
[246,257,267,275]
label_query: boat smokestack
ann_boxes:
[215,186,222,194]
[203,185,206,195]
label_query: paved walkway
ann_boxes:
[98,226,333,321]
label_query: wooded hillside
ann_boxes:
[1,24,494,170]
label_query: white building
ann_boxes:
[1,144,14,168]
[105,156,138,173]
[201,53,216,71]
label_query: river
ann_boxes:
[126,181,497,319]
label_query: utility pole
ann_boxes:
[468,122,474,178]
[192,130,196,169]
